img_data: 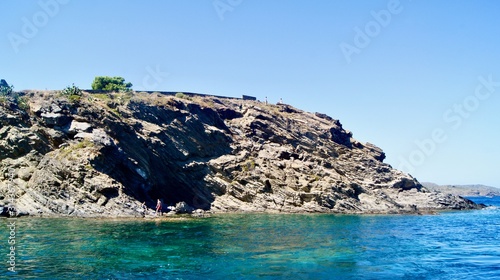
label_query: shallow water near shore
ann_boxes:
[1,197,499,279]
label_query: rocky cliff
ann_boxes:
[0,90,480,217]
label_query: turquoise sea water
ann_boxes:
[1,197,499,279]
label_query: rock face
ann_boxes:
[0,91,480,217]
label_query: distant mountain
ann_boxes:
[421,182,500,197]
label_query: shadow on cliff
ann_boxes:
[90,100,232,210]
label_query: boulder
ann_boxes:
[364,142,386,162]
[41,112,71,127]
[68,121,92,133]
[74,128,114,146]
[174,201,194,214]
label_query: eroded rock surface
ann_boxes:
[0,91,480,217]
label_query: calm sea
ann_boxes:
[1,197,499,279]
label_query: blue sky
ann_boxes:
[2,0,500,187]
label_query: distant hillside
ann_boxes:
[422,182,500,197]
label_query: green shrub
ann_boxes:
[0,79,29,110]
[61,84,82,96]
[68,95,81,103]
[91,76,132,92]
[0,79,14,96]
[175,92,187,99]
[16,96,30,110]
[175,92,192,100]
[61,84,83,103]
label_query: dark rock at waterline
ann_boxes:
[0,206,10,217]
[0,206,24,217]
[173,201,195,214]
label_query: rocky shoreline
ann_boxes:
[0,90,483,218]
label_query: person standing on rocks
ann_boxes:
[155,199,162,216]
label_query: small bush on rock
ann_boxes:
[0,79,14,96]
[61,84,83,103]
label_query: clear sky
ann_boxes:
[2,0,500,187]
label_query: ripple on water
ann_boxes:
[1,200,500,279]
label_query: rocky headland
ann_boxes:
[422,182,500,197]
[0,90,481,217]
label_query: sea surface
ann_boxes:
[1,197,499,279]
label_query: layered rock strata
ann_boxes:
[0,91,480,217]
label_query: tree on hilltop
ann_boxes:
[91,76,132,92]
